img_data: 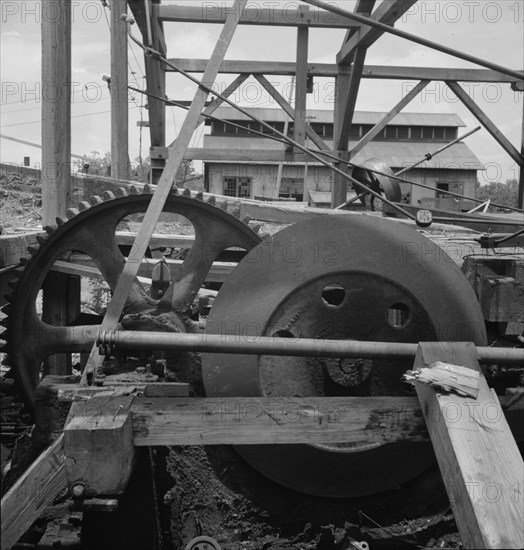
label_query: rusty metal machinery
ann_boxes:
[2,188,516,499]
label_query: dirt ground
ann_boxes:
[2,169,465,549]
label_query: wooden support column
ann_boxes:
[446,80,523,168]
[41,0,71,223]
[332,70,351,207]
[414,342,524,549]
[110,0,129,180]
[519,96,524,209]
[294,17,309,146]
[41,0,78,375]
[348,79,430,159]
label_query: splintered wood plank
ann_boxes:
[0,436,67,550]
[131,396,428,446]
[414,342,524,549]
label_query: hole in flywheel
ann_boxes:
[321,283,345,307]
[387,303,410,328]
[272,330,295,339]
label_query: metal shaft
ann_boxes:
[97,330,524,365]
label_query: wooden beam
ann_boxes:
[348,79,430,159]
[82,0,248,383]
[156,3,359,28]
[342,0,376,45]
[337,45,368,147]
[111,0,129,180]
[166,59,523,82]
[446,81,523,167]
[294,21,309,146]
[64,396,136,496]
[0,436,67,550]
[130,396,427,446]
[41,0,71,225]
[253,75,329,150]
[337,0,418,64]
[169,73,250,147]
[414,342,524,549]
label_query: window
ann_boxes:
[411,127,422,140]
[385,126,397,139]
[279,178,304,201]
[397,126,409,139]
[422,127,434,139]
[434,127,445,140]
[348,124,360,138]
[223,176,252,198]
[444,127,458,140]
[436,182,449,198]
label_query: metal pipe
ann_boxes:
[301,0,524,81]
[394,127,481,176]
[97,330,524,365]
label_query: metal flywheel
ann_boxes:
[202,214,487,497]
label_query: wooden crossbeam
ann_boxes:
[155,3,359,28]
[253,75,329,150]
[1,436,67,550]
[337,0,418,64]
[446,81,523,167]
[348,79,430,159]
[165,60,523,82]
[81,0,248,384]
[414,342,524,549]
[294,17,309,147]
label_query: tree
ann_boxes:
[475,179,518,211]
[75,151,111,176]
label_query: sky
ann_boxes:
[0,0,523,184]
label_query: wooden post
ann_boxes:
[331,71,350,207]
[414,342,524,549]
[41,0,78,375]
[41,0,71,223]
[111,0,129,180]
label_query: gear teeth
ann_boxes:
[43,225,57,236]
[90,195,104,205]
[183,188,191,197]
[8,281,18,291]
[230,207,241,218]
[27,245,39,257]
[78,201,91,212]
[129,185,139,195]
[56,216,66,227]
[36,234,48,246]
[219,201,228,211]
[251,223,262,234]
[142,184,152,194]
[3,293,14,303]
[66,208,79,219]
[103,191,116,201]
[206,196,216,206]
[194,191,203,201]
[1,304,12,315]
[241,216,251,225]
[115,187,128,197]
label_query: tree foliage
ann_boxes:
[475,179,519,210]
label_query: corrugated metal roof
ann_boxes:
[211,107,466,127]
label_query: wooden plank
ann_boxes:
[64,396,135,496]
[111,0,130,180]
[131,396,427,446]
[52,258,237,284]
[337,0,418,64]
[348,79,430,159]
[0,436,67,550]
[294,20,309,147]
[166,59,523,82]
[414,342,524,549]
[156,3,358,28]
[82,0,248,383]
[152,145,334,162]
[41,0,71,225]
[446,81,523,167]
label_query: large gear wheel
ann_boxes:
[1,186,261,408]
[202,214,487,497]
